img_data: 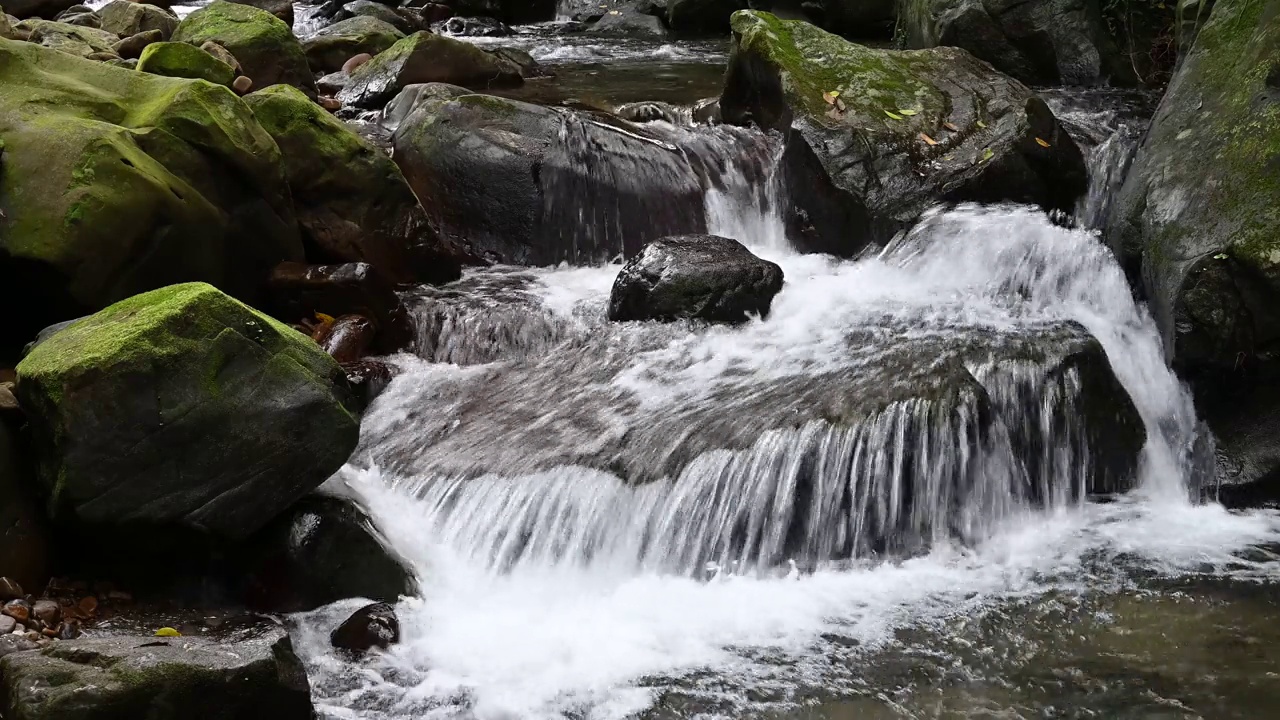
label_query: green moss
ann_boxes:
[137,41,235,86]
[172,0,314,94]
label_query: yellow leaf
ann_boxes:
[943,121,959,132]
[884,110,903,120]
[829,90,840,98]
[976,120,987,129]
[919,133,938,146]
[898,108,918,116]
[155,627,181,637]
[315,312,336,325]
[1035,137,1051,147]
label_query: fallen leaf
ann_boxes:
[884,110,903,120]
[943,121,959,132]
[823,91,836,105]
[155,627,182,637]
[976,120,987,129]
[919,132,938,146]
[1035,137,1051,148]
[980,147,994,162]
[898,108,918,116]
[1213,252,1229,260]
[829,90,841,98]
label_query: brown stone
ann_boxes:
[0,577,22,602]
[111,28,163,59]
[318,95,341,111]
[200,40,240,71]
[318,314,375,364]
[341,52,371,74]
[233,75,253,94]
[31,599,59,625]
[2,599,30,623]
[40,626,57,638]
[78,595,98,615]
[0,383,17,412]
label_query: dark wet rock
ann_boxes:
[14,283,358,541]
[239,495,413,611]
[900,0,1135,86]
[173,1,315,96]
[29,601,57,626]
[412,2,453,23]
[337,30,523,108]
[303,15,403,73]
[380,81,470,132]
[97,0,176,38]
[616,100,683,123]
[2,599,30,623]
[591,8,670,36]
[245,84,465,285]
[437,14,510,35]
[608,235,784,323]
[318,315,377,363]
[231,0,294,24]
[720,11,1087,256]
[392,94,712,265]
[17,18,117,57]
[317,69,351,93]
[667,0,744,34]
[0,630,313,719]
[1105,0,1280,503]
[136,40,235,84]
[485,45,552,78]
[340,358,396,409]
[266,262,410,352]
[111,28,164,58]
[4,0,77,20]
[1,421,50,595]
[330,602,399,653]
[340,0,424,34]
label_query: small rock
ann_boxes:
[32,599,60,625]
[112,28,164,59]
[2,599,30,623]
[200,40,240,71]
[341,52,371,73]
[0,577,23,602]
[78,595,98,615]
[23,630,39,642]
[0,616,14,634]
[330,602,399,653]
[0,383,18,413]
[36,637,52,647]
[318,95,341,111]
[233,75,253,94]
[40,626,57,638]
[318,314,376,363]
[59,619,81,640]
[13,623,25,634]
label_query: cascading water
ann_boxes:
[295,98,1280,720]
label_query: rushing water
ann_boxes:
[293,92,1280,718]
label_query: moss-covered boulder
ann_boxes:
[899,0,1135,86]
[172,0,315,96]
[0,38,300,358]
[16,18,118,57]
[720,11,1087,255]
[97,0,177,39]
[337,30,523,108]
[136,40,235,84]
[302,15,403,74]
[0,630,313,720]
[14,283,359,539]
[244,84,464,283]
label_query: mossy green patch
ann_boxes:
[137,41,235,86]
[172,0,315,94]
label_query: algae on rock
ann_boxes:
[136,40,236,85]
[172,0,315,96]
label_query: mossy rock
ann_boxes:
[720,11,1087,255]
[14,283,359,539]
[172,0,315,96]
[137,40,235,85]
[0,630,313,719]
[337,30,523,108]
[244,84,462,283]
[1108,0,1280,375]
[97,0,178,39]
[302,15,404,73]
[0,37,300,360]
[16,18,119,58]
[0,12,15,39]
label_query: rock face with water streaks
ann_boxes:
[14,283,359,541]
[337,31,523,108]
[720,11,1088,255]
[0,630,313,720]
[172,1,315,96]
[244,84,465,285]
[1108,0,1280,499]
[899,0,1134,86]
[392,93,719,265]
[608,235,785,323]
[0,38,300,359]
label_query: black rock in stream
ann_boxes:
[330,602,400,653]
[608,235,784,323]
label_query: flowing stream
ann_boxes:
[293,85,1280,719]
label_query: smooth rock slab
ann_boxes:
[608,235,784,323]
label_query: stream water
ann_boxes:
[289,27,1280,720]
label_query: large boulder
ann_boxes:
[136,40,236,85]
[899,0,1135,86]
[391,93,709,265]
[0,630,313,720]
[16,18,118,57]
[336,30,522,108]
[339,0,425,35]
[230,0,294,25]
[96,0,177,39]
[172,1,316,96]
[720,11,1087,255]
[303,15,404,73]
[14,283,359,540]
[244,84,465,284]
[608,235,784,323]
[1107,0,1280,500]
[0,38,300,359]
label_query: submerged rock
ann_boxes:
[244,84,464,285]
[173,0,315,96]
[330,602,399,653]
[720,11,1087,255]
[608,235,784,323]
[14,283,359,540]
[1107,0,1280,503]
[337,31,523,108]
[900,0,1134,86]
[0,630,313,719]
[0,38,300,359]
[303,15,403,73]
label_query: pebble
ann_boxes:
[0,616,13,634]
[2,599,30,623]
[0,577,22,602]
[232,76,253,94]
[32,600,60,625]
[341,53,372,74]
[60,620,81,640]
[319,96,341,111]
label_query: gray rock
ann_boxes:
[337,31,522,108]
[96,0,176,39]
[436,14,510,35]
[379,82,470,133]
[303,15,403,73]
[591,8,669,36]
